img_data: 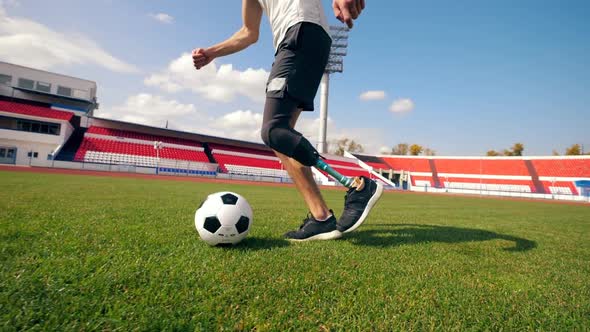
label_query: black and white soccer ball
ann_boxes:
[195,192,253,246]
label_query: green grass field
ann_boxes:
[1,170,589,331]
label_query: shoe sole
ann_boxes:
[342,182,384,234]
[288,230,342,242]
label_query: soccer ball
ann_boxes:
[195,192,253,246]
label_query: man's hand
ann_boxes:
[333,0,365,28]
[192,48,214,70]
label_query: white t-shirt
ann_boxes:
[257,0,331,51]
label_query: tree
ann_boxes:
[409,144,423,156]
[552,150,560,156]
[511,143,524,156]
[391,143,409,155]
[331,138,364,156]
[487,143,524,156]
[565,144,581,155]
[423,148,436,156]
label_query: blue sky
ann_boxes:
[1,0,588,155]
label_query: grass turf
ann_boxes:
[1,170,589,331]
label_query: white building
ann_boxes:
[0,62,98,166]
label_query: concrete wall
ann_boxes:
[0,117,73,166]
[0,138,56,166]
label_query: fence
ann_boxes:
[28,152,293,183]
[32,152,217,178]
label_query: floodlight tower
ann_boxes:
[317,26,349,154]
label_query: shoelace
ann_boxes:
[344,186,356,204]
[298,213,315,229]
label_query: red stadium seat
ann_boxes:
[86,126,201,148]
[381,157,431,173]
[0,100,74,121]
[532,159,590,178]
[74,137,209,163]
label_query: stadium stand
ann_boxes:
[362,160,391,171]
[379,156,589,198]
[75,137,209,163]
[208,143,275,157]
[209,143,288,178]
[381,157,432,173]
[433,158,534,193]
[434,158,530,176]
[87,126,201,148]
[530,158,590,195]
[71,125,216,175]
[532,158,590,178]
[0,99,74,122]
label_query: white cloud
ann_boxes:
[0,0,18,13]
[145,53,269,103]
[359,90,386,101]
[379,146,391,154]
[96,93,389,154]
[149,13,174,24]
[0,4,138,73]
[389,98,415,113]
[97,94,201,128]
[209,110,263,142]
[96,94,260,141]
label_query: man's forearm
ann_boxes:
[207,28,258,59]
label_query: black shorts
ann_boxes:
[266,22,332,111]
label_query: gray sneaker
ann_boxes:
[337,176,383,233]
[284,211,342,241]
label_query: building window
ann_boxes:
[40,123,49,134]
[0,116,11,128]
[11,117,61,136]
[49,124,59,135]
[0,74,12,85]
[17,121,31,131]
[18,78,35,90]
[0,148,5,158]
[57,85,72,97]
[6,149,15,158]
[36,81,51,93]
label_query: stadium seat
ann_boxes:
[74,137,211,171]
[532,159,590,178]
[0,100,74,122]
[210,144,288,177]
[86,126,202,148]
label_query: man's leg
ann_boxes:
[273,109,330,220]
[260,96,383,238]
[261,96,341,241]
